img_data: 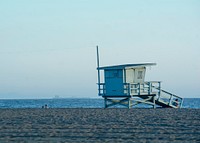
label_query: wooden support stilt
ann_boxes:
[104,97,107,108]
[153,95,156,109]
[128,98,131,109]
[104,97,132,108]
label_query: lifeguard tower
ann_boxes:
[96,46,183,108]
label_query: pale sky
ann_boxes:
[0,0,199,99]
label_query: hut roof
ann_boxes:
[98,63,156,70]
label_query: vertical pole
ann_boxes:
[96,46,101,96]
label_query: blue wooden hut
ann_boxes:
[96,47,183,108]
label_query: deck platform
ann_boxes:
[100,82,183,108]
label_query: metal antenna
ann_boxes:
[96,45,101,96]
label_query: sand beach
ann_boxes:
[0,108,199,142]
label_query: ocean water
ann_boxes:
[0,98,199,108]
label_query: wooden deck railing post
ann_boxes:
[148,82,151,95]
[138,83,140,95]
[158,82,161,100]
[180,98,184,108]
[169,94,173,106]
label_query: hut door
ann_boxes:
[105,70,124,96]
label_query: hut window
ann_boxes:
[113,70,119,77]
[105,70,120,78]
[137,71,143,79]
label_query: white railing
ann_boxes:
[98,83,106,96]
[125,81,161,96]
[125,81,183,108]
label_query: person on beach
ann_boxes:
[44,104,48,108]
[42,104,48,109]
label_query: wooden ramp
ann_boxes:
[133,86,183,108]
[138,94,182,108]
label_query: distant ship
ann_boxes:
[53,95,62,99]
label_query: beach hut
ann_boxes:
[96,46,183,108]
